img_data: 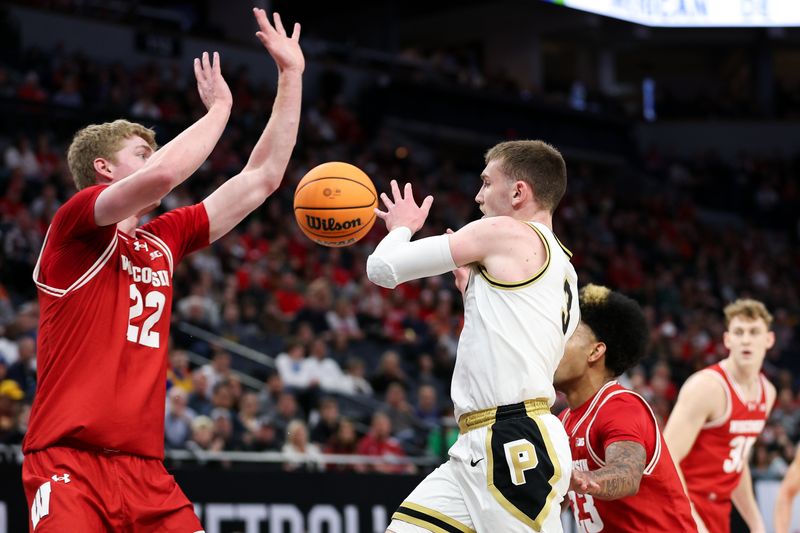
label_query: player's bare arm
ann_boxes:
[664,371,724,533]
[730,461,766,533]
[203,9,303,243]
[775,451,800,533]
[571,441,646,500]
[664,371,725,464]
[367,180,547,288]
[94,51,232,227]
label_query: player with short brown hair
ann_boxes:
[22,9,303,532]
[664,299,777,533]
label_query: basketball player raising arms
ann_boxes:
[555,284,696,532]
[22,9,303,532]
[367,140,579,532]
[664,299,776,533]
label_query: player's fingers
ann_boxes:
[292,22,301,40]
[255,31,269,47]
[446,228,454,234]
[193,57,202,82]
[404,182,415,202]
[374,208,388,220]
[380,192,394,209]
[420,195,434,213]
[390,179,402,201]
[273,12,286,35]
[212,51,221,75]
[253,7,272,33]
[202,51,211,75]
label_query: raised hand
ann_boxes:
[193,51,232,111]
[253,9,304,74]
[375,180,434,234]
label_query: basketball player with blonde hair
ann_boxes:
[22,9,303,531]
[664,299,777,533]
[367,140,578,532]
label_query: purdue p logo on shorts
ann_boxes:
[504,439,539,486]
[487,415,562,531]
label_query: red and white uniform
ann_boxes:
[680,363,770,532]
[560,381,696,532]
[22,185,208,532]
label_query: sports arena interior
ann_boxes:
[1,1,800,531]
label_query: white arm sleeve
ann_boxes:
[366,227,457,289]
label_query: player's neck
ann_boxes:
[513,207,551,228]
[117,216,139,236]
[563,374,612,410]
[720,358,760,388]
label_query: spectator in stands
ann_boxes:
[340,357,373,396]
[370,349,408,398]
[326,297,363,340]
[7,336,36,400]
[0,378,25,444]
[384,382,416,445]
[188,368,212,416]
[415,384,440,428]
[356,411,412,474]
[167,349,193,393]
[201,345,232,391]
[186,415,224,453]
[282,419,323,472]
[272,391,304,441]
[293,278,333,335]
[237,390,261,437]
[164,387,195,449]
[258,371,284,414]
[303,338,347,393]
[310,396,340,445]
[242,415,281,452]
[275,340,310,391]
[324,417,359,472]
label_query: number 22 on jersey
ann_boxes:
[127,284,165,348]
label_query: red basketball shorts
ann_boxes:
[22,446,203,532]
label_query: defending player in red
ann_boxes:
[664,299,776,533]
[555,284,696,532]
[22,9,304,532]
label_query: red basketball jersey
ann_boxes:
[24,185,209,458]
[679,363,770,504]
[560,381,696,532]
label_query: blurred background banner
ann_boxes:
[546,0,800,27]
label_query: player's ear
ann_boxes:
[93,157,114,183]
[588,342,606,363]
[511,180,526,206]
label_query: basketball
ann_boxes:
[293,162,378,247]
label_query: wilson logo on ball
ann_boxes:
[305,215,362,231]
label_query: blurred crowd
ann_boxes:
[1,42,799,477]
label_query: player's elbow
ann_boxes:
[366,254,398,289]
[627,474,643,497]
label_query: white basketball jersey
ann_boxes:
[451,221,579,419]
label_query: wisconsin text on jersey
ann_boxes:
[120,255,170,287]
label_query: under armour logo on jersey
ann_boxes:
[150,250,164,260]
[575,438,585,447]
[133,241,149,252]
[51,473,70,484]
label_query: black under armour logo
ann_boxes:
[470,457,484,467]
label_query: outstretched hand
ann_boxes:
[194,51,232,111]
[569,469,600,495]
[375,180,433,234]
[253,9,304,74]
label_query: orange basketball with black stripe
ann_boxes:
[293,162,378,247]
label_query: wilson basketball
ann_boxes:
[293,162,378,247]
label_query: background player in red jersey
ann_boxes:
[554,284,696,532]
[21,8,304,532]
[664,299,776,533]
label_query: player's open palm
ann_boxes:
[376,180,434,234]
[253,9,304,74]
[194,51,232,111]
